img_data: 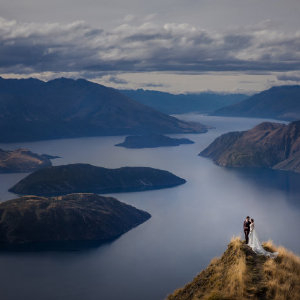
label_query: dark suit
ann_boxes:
[243,220,251,244]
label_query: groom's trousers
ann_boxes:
[244,230,250,244]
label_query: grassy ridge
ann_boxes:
[168,238,300,300]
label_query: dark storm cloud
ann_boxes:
[107,75,128,84]
[277,74,300,82]
[0,17,300,76]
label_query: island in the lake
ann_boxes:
[0,148,59,173]
[168,238,300,300]
[9,163,186,196]
[115,134,194,148]
[200,120,300,173]
[0,193,151,248]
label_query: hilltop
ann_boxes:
[0,77,207,142]
[168,238,300,300]
[213,85,300,121]
[200,120,300,173]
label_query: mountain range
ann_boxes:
[0,77,206,142]
[213,85,300,121]
[121,89,247,114]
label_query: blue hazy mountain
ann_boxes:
[0,77,207,142]
[213,85,300,121]
[120,89,248,114]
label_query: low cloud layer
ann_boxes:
[0,17,300,77]
[277,73,300,82]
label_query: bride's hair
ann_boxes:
[251,218,254,222]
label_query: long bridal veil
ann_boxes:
[248,226,278,258]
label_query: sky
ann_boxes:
[0,0,300,93]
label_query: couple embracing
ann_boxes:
[243,216,278,258]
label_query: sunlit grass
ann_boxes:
[167,237,300,300]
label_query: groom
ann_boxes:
[243,216,251,244]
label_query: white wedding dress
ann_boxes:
[248,223,278,258]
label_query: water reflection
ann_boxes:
[225,167,300,207]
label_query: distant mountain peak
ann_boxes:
[213,85,300,121]
[0,77,207,142]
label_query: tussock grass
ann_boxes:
[262,241,300,300]
[167,237,300,300]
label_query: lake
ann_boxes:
[0,115,299,300]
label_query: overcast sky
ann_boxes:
[1,0,300,93]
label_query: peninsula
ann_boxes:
[0,193,151,248]
[0,148,58,173]
[200,121,300,173]
[9,163,186,196]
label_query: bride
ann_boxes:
[248,218,278,258]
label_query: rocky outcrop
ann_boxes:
[200,121,300,173]
[115,134,194,148]
[9,163,186,196]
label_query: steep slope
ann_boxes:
[168,238,300,300]
[213,85,300,121]
[121,89,247,114]
[0,148,56,173]
[115,134,194,148]
[9,163,186,196]
[0,193,151,248]
[200,121,300,173]
[0,77,207,142]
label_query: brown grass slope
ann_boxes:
[168,238,300,300]
[0,148,53,173]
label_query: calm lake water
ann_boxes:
[0,115,299,300]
